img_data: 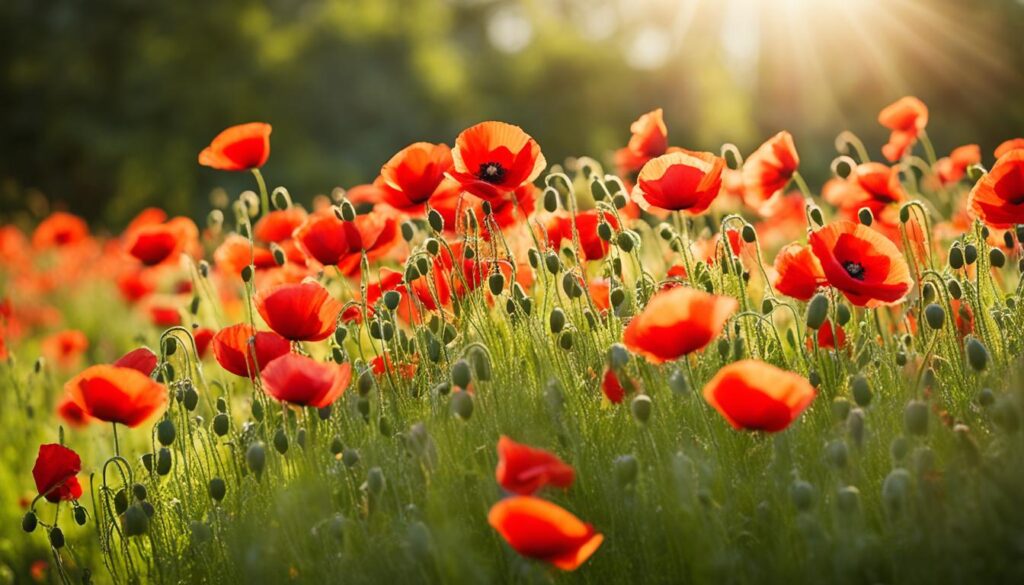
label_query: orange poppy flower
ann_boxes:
[449,121,546,202]
[808,220,912,307]
[934,144,981,185]
[254,207,308,243]
[703,360,816,432]
[496,436,575,495]
[198,122,272,171]
[488,496,603,571]
[623,287,737,363]
[379,142,454,212]
[545,210,619,261]
[615,108,669,176]
[772,243,826,301]
[823,162,905,216]
[589,278,611,314]
[967,149,1024,228]
[294,210,398,275]
[631,150,725,214]
[125,216,199,267]
[994,138,1024,159]
[878,96,928,162]
[261,353,351,408]
[213,234,279,279]
[742,131,800,212]
[254,280,342,342]
[64,364,167,427]
[41,329,89,368]
[211,323,291,378]
[32,212,89,249]
[33,444,83,503]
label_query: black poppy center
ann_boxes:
[477,162,506,184]
[843,261,866,281]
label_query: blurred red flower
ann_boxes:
[967,149,1024,228]
[496,436,575,495]
[261,352,351,408]
[623,287,737,363]
[198,122,272,171]
[703,359,816,432]
[742,131,799,213]
[615,108,669,176]
[488,496,603,571]
[878,96,928,162]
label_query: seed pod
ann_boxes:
[790,480,815,511]
[123,504,149,537]
[543,187,559,212]
[631,395,652,423]
[857,207,873,226]
[847,408,865,446]
[904,400,929,435]
[241,265,254,283]
[382,290,401,311]
[806,293,829,330]
[963,243,978,265]
[451,390,474,420]
[356,396,371,420]
[246,442,266,477]
[966,337,988,371]
[49,527,65,548]
[559,330,574,350]
[274,428,289,454]
[610,287,625,308]
[157,419,176,446]
[208,478,226,501]
[156,447,172,476]
[358,369,375,396]
[851,375,872,407]
[22,511,37,533]
[836,486,860,514]
[924,303,945,330]
[976,387,995,407]
[614,454,639,487]
[252,399,265,421]
[990,247,1006,268]
[343,448,360,468]
[668,369,689,395]
[835,303,852,326]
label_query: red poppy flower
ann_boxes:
[967,149,1024,228]
[198,122,272,171]
[378,142,453,212]
[615,108,669,176]
[742,131,799,212]
[600,366,629,404]
[369,353,418,379]
[589,278,611,314]
[114,347,158,376]
[935,144,980,185]
[488,496,603,571]
[772,243,826,301]
[294,210,399,275]
[125,216,199,266]
[809,320,846,350]
[117,269,157,303]
[254,280,342,341]
[808,220,913,307]
[211,323,291,378]
[193,327,214,358]
[148,303,182,327]
[32,212,89,249]
[32,444,83,503]
[449,121,546,202]
[260,353,351,408]
[41,330,88,368]
[496,436,575,495]
[623,287,737,363]
[703,360,816,432]
[545,210,619,261]
[57,397,91,428]
[878,96,928,162]
[64,364,167,427]
[995,138,1024,159]
[254,207,308,243]
[631,150,725,214]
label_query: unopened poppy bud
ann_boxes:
[612,192,628,209]
[376,289,399,312]
[889,437,908,463]
[607,343,630,369]
[835,303,852,327]
[658,224,674,241]
[562,273,582,298]
[827,397,850,422]
[716,338,730,359]
[851,375,872,406]
[836,486,860,514]
[163,337,177,357]
[207,477,226,502]
[610,287,625,308]
[808,369,821,388]
[544,252,561,274]
[403,263,421,282]
[967,164,985,182]
[342,448,360,468]
[357,369,375,396]
[826,440,848,468]
[963,243,978,265]
[486,272,505,296]
[559,330,574,350]
[903,400,929,435]
[270,243,286,266]
[154,447,171,476]
[442,323,457,344]
[740,224,756,243]
[898,204,911,224]
[114,489,129,514]
[947,278,962,299]
[450,359,472,389]
[183,385,199,411]
[847,408,865,446]
[400,221,415,242]
[273,428,289,454]
[806,293,829,330]
[760,298,774,314]
[156,419,176,446]
[808,206,824,228]
[22,511,37,533]
[422,238,440,257]
[542,187,559,212]
[132,483,147,502]
[614,454,639,487]
[466,346,492,381]
[896,351,907,366]
[990,247,1005,268]
[122,504,149,537]
[616,231,634,252]
[668,369,689,395]
[337,200,356,222]
[631,395,652,423]
[49,526,65,548]
[190,296,201,315]
[948,245,964,269]
[854,207,872,226]
[966,337,988,371]
[365,467,386,497]
[597,221,613,242]
[549,308,566,334]
[141,453,154,472]
[924,303,945,330]
[977,387,995,407]
[73,504,87,526]
[1003,230,1015,249]
[590,176,608,201]
[882,468,911,516]
[241,265,254,283]
[451,390,474,420]
[733,336,745,359]
[252,398,266,421]
[246,442,266,477]
[790,480,815,511]
[34,357,45,374]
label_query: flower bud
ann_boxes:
[963,243,978,265]
[488,273,505,296]
[427,209,444,232]
[836,486,860,514]
[400,221,415,242]
[559,330,574,350]
[246,442,266,478]
[274,428,289,455]
[806,293,829,330]
[976,387,995,407]
[450,359,472,389]
[631,395,652,423]
[831,397,851,421]
[342,448,361,469]
[22,511,37,533]
[156,447,172,476]
[157,419,176,446]
[924,303,945,330]
[857,207,873,226]
[990,247,1006,268]
[616,231,634,252]
[947,278,962,299]
[608,343,630,369]
[544,252,561,274]
[851,375,872,407]
[122,504,149,537]
[451,390,474,420]
[597,221,613,242]
[208,478,226,502]
[614,454,639,487]
[466,346,492,381]
[903,400,929,436]
[183,385,199,411]
[241,265,254,283]
[49,526,65,548]
[549,308,566,334]
[358,369,375,396]
[890,436,909,462]
[366,467,385,496]
[740,224,757,243]
[882,468,911,516]
[543,187,559,212]
[966,337,988,371]
[836,303,852,326]
[847,408,865,446]
[668,369,689,395]
[826,440,848,468]
[790,480,815,511]
[132,483,147,501]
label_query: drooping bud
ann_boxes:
[246,442,266,478]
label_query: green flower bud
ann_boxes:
[488,273,505,296]
[358,369,375,396]
[157,419,176,446]
[924,303,945,330]
[882,468,912,516]
[898,205,910,224]
[366,467,385,496]
[156,447,172,476]
[614,454,639,487]
[122,504,149,537]
[890,436,909,462]
[49,526,65,548]
[400,221,415,242]
[790,480,815,511]
[543,187,559,212]
[549,308,566,334]
[132,483,147,501]
[22,511,37,533]
[836,486,861,514]
[339,200,356,222]
[990,247,1006,268]
[976,387,995,407]
[241,265,254,283]
[668,369,690,395]
[597,221,613,242]
[246,442,266,478]
[851,375,872,407]
[966,337,988,371]
[383,290,401,311]
[562,273,582,298]
[806,293,829,330]
[904,400,929,436]
[947,278,962,299]
[183,385,199,411]
[466,346,492,381]
[948,245,964,269]
[451,359,472,388]
[847,408,865,446]
[451,390,474,420]
[73,505,87,525]
[252,398,265,421]
[631,395,652,423]
[857,207,873,226]
[212,413,229,436]
[544,252,561,274]
[342,448,360,468]
[741,224,757,243]
[963,243,978,265]
[826,440,848,468]
[616,231,634,252]
[559,330,574,350]
[836,303,852,326]
[274,428,289,455]
[832,397,851,421]
[424,238,440,256]
[427,209,444,232]
[208,478,226,502]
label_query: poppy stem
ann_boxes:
[252,169,270,217]
[112,423,120,458]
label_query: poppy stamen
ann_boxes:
[844,261,866,280]
[478,162,506,184]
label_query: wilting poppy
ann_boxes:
[631,150,725,214]
[114,347,159,376]
[772,243,826,301]
[615,108,669,176]
[41,330,88,368]
[125,216,200,266]
[378,142,454,212]
[211,323,291,378]
[254,280,343,341]
[64,365,167,427]
[995,138,1024,159]
[449,121,546,202]
[703,360,816,432]
[967,149,1024,228]
[198,122,272,171]
[808,220,913,307]
[32,212,89,249]
[254,207,308,243]
[623,287,737,363]
[260,353,352,408]
[935,144,981,185]
[878,96,928,162]
[294,210,398,275]
[496,436,575,495]
[545,210,619,261]
[742,131,800,212]
[32,444,83,503]
[488,496,603,571]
